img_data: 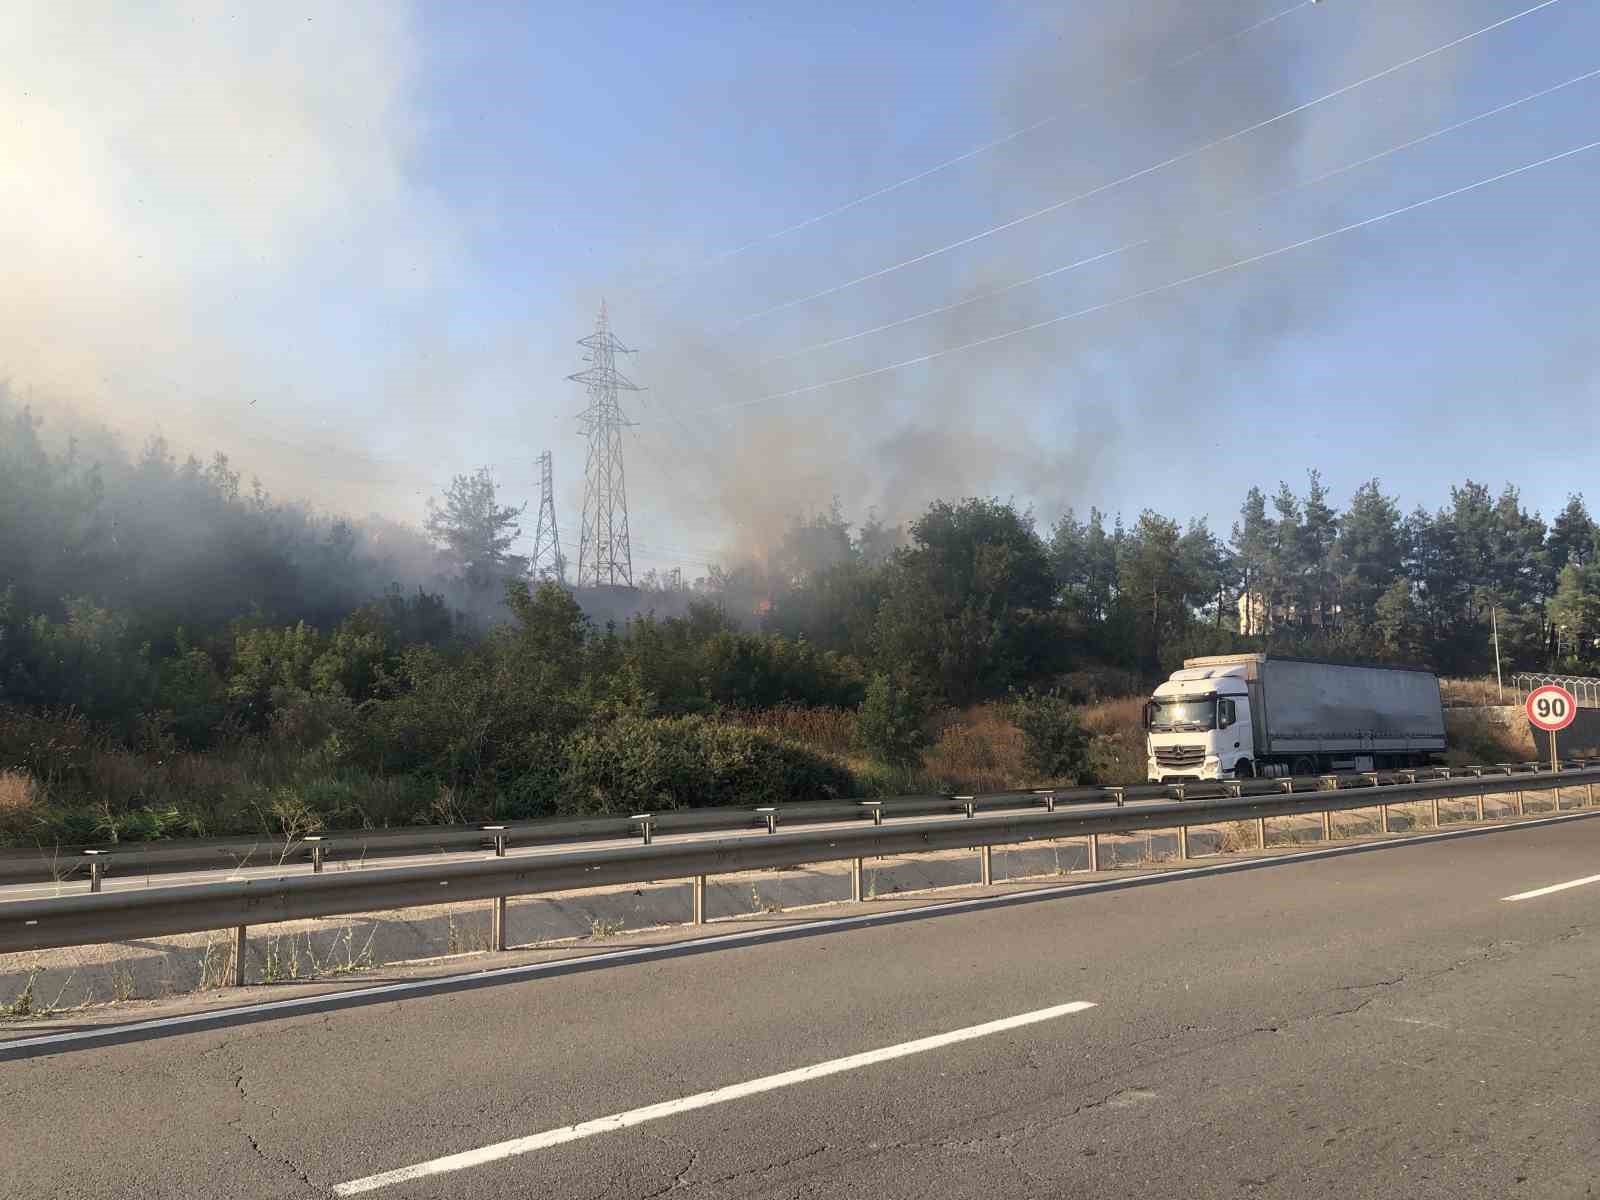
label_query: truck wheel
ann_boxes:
[1234,759,1255,779]
[1292,755,1316,777]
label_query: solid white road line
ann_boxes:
[331,1000,1097,1195]
[1502,872,1600,901]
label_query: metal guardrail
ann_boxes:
[5,756,1585,888]
[1511,672,1600,707]
[4,767,1599,981]
[0,785,1185,887]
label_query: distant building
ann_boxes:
[1238,590,1340,635]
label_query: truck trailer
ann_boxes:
[1144,654,1446,782]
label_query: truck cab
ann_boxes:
[1144,662,1254,782]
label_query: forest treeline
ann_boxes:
[3,394,1599,840]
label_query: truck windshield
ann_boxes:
[1149,698,1215,731]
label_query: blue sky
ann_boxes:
[6,1,1597,575]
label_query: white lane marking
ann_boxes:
[331,1000,1096,1195]
[1502,872,1600,901]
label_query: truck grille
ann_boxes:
[1153,744,1207,769]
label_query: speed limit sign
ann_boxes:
[1526,684,1577,732]
[1526,684,1577,773]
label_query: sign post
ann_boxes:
[1526,684,1577,773]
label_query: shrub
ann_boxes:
[1011,690,1090,782]
[857,673,928,768]
[560,715,854,814]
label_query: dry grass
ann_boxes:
[1440,676,1512,708]
[758,697,1155,794]
[0,770,36,814]
[1442,707,1535,766]
[919,705,1029,792]
[1078,696,1149,786]
[734,705,857,757]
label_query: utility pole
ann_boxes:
[1491,603,1503,702]
[531,450,565,583]
[570,302,641,588]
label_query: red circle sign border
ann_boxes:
[1525,684,1578,732]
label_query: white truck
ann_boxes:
[1144,654,1446,782]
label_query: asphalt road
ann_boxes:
[4,814,1598,1199]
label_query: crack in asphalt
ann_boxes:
[203,1038,320,1196]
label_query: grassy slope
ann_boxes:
[0,678,1542,847]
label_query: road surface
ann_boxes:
[3,813,1597,1198]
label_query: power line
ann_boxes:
[699,139,1600,414]
[757,63,1600,367]
[632,1,1317,294]
[726,0,1566,331]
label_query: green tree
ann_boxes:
[856,672,927,767]
[1230,486,1272,636]
[1549,563,1600,665]
[425,468,529,597]
[1548,495,1596,574]
[1375,579,1422,662]
[1117,511,1198,672]
[874,498,1055,702]
[1334,479,1405,629]
[1011,690,1090,781]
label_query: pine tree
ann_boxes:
[1335,479,1404,629]
[424,468,529,596]
[1230,487,1272,636]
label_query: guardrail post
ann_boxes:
[1034,788,1057,813]
[692,875,706,925]
[758,807,778,835]
[491,896,507,952]
[862,801,884,826]
[1317,776,1338,840]
[230,925,247,987]
[1087,833,1100,873]
[631,814,654,845]
[1106,787,1125,808]
[1256,816,1267,850]
[1515,790,1524,817]
[1589,782,1595,808]
[980,844,993,886]
[1552,787,1562,814]
[307,835,326,873]
[1431,796,1441,828]
[851,857,864,902]
[83,850,106,893]
[1178,824,1190,860]
[481,825,511,950]
[956,795,976,819]
[1476,792,1485,822]
[1379,804,1389,835]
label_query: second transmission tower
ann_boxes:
[531,449,566,583]
[570,301,641,588]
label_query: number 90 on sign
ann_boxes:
[1526,685,1578,733]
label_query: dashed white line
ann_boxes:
[1502,873,1600,901]
[331,1000,1097,1195]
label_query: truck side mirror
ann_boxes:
[1142,702,1154,730]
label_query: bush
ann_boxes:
[1011,690,1090,782]
[560,715,854,814]
[856,673,928,768]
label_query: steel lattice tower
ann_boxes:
[570,302,641,588]
[531,450,566,583]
